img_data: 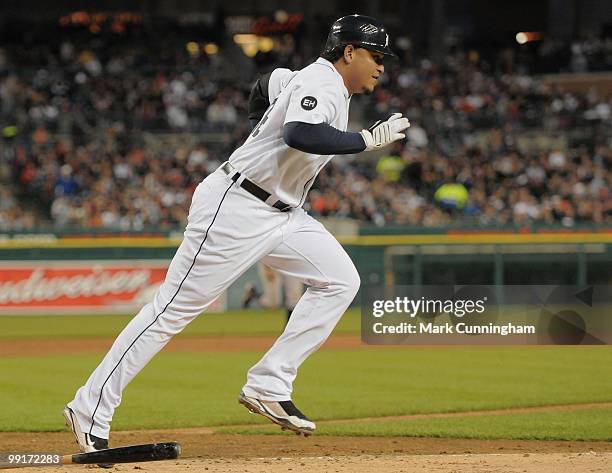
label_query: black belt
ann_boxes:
[221,163,291,212]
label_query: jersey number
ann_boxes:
[251,99,277,138]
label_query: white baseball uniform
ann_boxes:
[68,58,359,439]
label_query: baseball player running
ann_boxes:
[63,14,409,455]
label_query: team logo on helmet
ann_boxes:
[301,96,318,111]
[360,24,379,34]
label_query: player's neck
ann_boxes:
[331,60,355,96]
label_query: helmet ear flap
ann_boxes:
[322,42,349,63]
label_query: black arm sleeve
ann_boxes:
[248,72,272,124]
[283,121,366,155]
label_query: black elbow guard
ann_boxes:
[248,72,272,123]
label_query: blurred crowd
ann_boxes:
[534,36,612,74]
[313,143,610,227]
[0,23,610,230]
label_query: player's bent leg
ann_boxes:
[68,171,285,440]
[243,209,360,405]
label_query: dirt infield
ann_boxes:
[2,334,611,472]
[2,404,611,472]
[1,431,611,472]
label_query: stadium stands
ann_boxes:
[0,24,609,229]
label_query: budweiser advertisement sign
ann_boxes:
[0,261,225,314]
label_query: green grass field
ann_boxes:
[1,309,611,440]
[0,308,360,339]
[218,408,612,441]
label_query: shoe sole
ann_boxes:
[63,407,113,469]
[238,394,314,437]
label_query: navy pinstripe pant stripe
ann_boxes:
[88,181,235,435]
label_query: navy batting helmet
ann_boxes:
[323,14,396,58]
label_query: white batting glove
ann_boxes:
[360,113,410,151]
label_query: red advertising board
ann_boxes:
[0,261,225,314]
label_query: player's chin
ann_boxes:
[362,82,377,95]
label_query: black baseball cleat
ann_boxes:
[63,406,113,468]
[238,391,316,436]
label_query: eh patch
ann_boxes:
[301,96,317,110]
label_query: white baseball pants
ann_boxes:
[68,167,360,438]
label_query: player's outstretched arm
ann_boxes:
[283,112,409,155]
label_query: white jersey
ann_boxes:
[228,58,351,208]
